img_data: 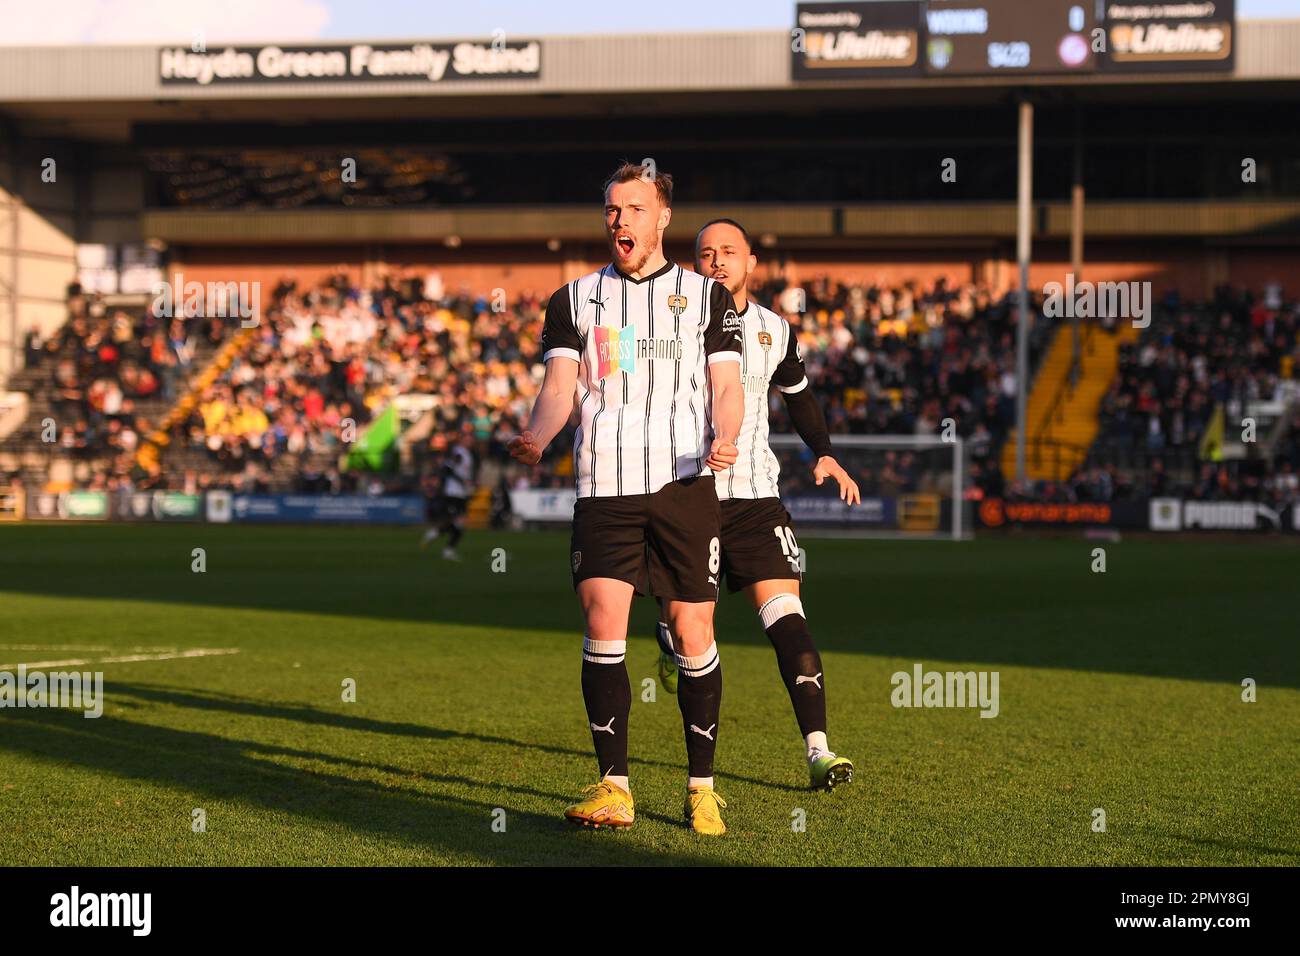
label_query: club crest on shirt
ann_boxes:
[757,330,772,351]
[667,294,688,316]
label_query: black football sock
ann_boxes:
[675,642,722,780]
[581,637,631,779]
[759,593,827,741]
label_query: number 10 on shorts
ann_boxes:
[774,525,805,574]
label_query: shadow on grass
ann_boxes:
[2,524,1298,688]
[101,682,806,795]
[1132,828,1300,862]
[0,704,714,867]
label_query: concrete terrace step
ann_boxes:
[1002,323,1139,482]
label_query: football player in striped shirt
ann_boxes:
[419,431,475,560]
[654,218,860,791]
[508,163,744,834]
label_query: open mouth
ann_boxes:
[615,235,635,257]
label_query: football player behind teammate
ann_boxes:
[508,163,744,834]
[654,218,860,791]
[421,429,475,561]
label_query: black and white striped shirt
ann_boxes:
[717,300,809,501]
[540,261,742,499]
[441,446,474,499]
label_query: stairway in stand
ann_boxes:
[466,486,492,529]
[137,327,256,478]
[1001,321,1140,483]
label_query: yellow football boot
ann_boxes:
[684,786,727,836]
[564,779,635,829]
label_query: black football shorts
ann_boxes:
[429,495,466,522]
[718,496,804,592]
[570,475,722,603]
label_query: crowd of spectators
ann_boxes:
[8,272,1298,512]
[14,288,231,490]
[749,274,1046,498]
[1084,283,1300,507]
[159,270,1028,500]
[170,270,554,494]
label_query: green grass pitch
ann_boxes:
[0,523,1296,866]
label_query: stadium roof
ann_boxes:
[2,21,1298,142]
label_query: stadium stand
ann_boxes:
[1084,285,1300,508]
[4,272,1296,518]
[142,272,1053,500]
[156,273,555,499]
[0,274,1032,506]
[148,149,472,210]
[755,275,1051,494]
[0,290,235,492]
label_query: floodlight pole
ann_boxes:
[1070,104,1084,388]
[953,436,964,541]
[1,122,18,389]
[1015,97,1034,487]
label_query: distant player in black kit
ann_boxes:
[508,162,744,834]
[421,431,474,561]
[655,218,861,790]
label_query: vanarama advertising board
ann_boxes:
[976,497,1146,529]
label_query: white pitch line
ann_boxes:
[0,645,178,652]
[0,644,111,652]
[0,648,241,669]
[99,649,240,665]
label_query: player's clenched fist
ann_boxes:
[508,430,543,465]
[705,438,739,472]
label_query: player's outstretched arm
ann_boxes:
[509,357,578,465]
[782,386,861,505]
[771,318,859,505]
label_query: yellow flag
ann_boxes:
[1199,403,1225,462]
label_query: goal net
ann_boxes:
[767,434,968,540]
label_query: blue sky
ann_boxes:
[324,0,1296,38]
[3,0,1293,45]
